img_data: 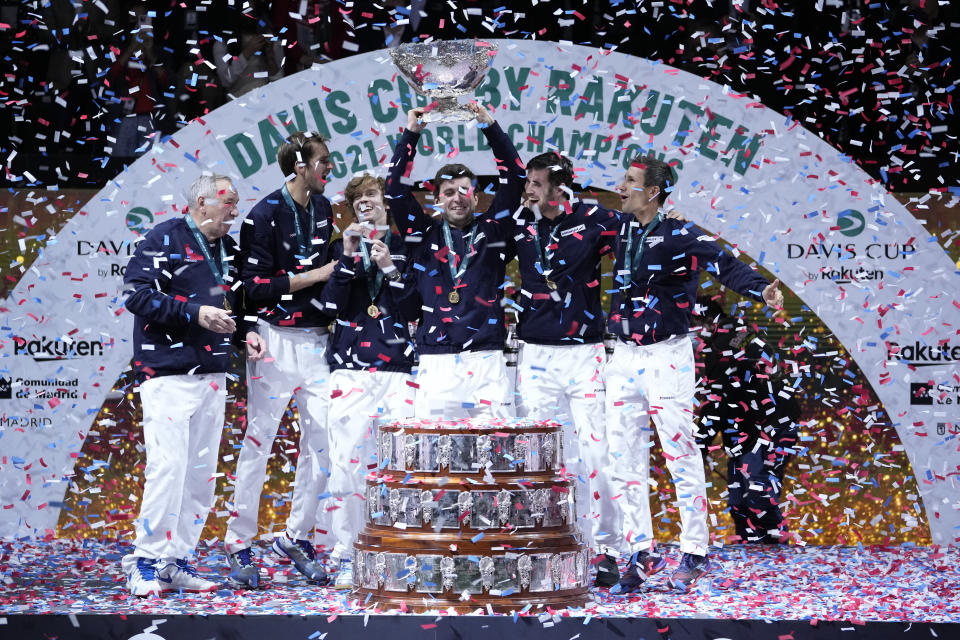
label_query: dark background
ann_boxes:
[1,0,957,193]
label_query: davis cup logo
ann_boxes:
[125,206,154,234]
[835,209,865,237]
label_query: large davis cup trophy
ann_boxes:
[352,418,590,612]
[390,40,499,123]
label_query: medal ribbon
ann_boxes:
[184,214,229,286]
[532,217,562,280]
[281,183,316,257]
[441,219,478,290]
[624,211,665,281]
[358,229,393,303]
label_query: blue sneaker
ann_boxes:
[667,553,712,592]
[610,550,666,595]
[272,535,328,583]
[227,547,260,589]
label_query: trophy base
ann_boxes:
[350,588,589,614]
[423,97,476,123]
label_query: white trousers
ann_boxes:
[605,336,709,556]
[326,368,415,559]
[414,350,514,419]
[516,342,616,554]
[130,372,226,561]
[224,322,333,552]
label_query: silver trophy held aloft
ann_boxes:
[390,40,498,123]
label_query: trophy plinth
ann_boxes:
[352,418,590,613]
[390,40,499,123]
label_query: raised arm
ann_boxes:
[385,108,433,238]
[471,102,524,222]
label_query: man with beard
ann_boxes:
[385,104,524,418]
[510,151,622,586]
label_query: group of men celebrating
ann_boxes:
[121,102,783,598]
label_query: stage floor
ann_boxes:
[2,540,956,621]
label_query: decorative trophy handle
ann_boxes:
[355,549,365,587]
[497,489,512,525]
[375,552,387,588]
[513,437,528,471]
[367,485,380,521]
[477,434,492,467]
[440,556,456,591]
[542,433,556,470]
[550,553,562,588]
[420,489,435,524]
[389,488,402,524]
[532,488,549,525]
[404,434,417,469]
[517,555,532,590]
[438,434,453,469]
[404,555,419,591]
[457,491,473,518]
[479,556,495,591]
[379,431,393,469]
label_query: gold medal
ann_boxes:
[448,290,460,304]
[367,303,379,318]
[223,297,232,312]
[545,278,557,290]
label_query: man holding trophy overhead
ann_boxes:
[385,95,524,419]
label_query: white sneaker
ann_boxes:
[124,556,163,597]
[332,558,353,590]
[158,559,218,593]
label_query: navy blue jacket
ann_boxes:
[385,122,524,354]
[239,187,338,328]
[608,216,769,345]
[319,232,417,373]
[124,217,247,381]
[512,201,622,345]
